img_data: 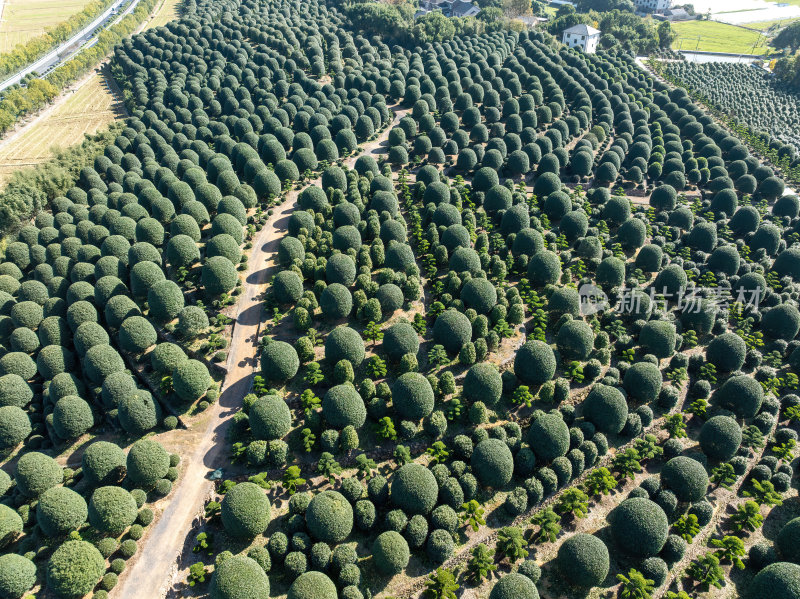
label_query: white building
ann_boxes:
[562,24,600,53]
[634,0,673,13]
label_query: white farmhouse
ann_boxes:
[562,24,600,53]
[634,0,673,13]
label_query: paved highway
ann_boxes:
[0,0,140,93]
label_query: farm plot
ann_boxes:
[0,0,96,53]
[3,0,800,597]
[0,69,123,187]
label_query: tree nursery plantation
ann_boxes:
[0,0,799,598]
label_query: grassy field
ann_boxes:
[0,0,96,53]
[745,16,800,31]
[145,0,181,29]
[671,19,771,54]
[0,68,123,186]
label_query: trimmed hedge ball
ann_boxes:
[53,395,94,440]
[118,390,159,436]
[699,416,742,462]
[746,562,800,599]
[392,373,435,421]
[557,533,609,589]
[382,322,419,362]
[527,250,561,286]
[463,363,502,406]
[82,441,126,486]
[261,340,299,384]
[471,438,514,488]
[177,306,209,339]
[0,504,21,549]
[15,451,62,497]
[287,571,337,599]
[88,486,138,535]
[661,457,709,502]
[583,384,628,434]
[147,280,184,324]
[126,439,169,488]
[151,343,187,375]
[622,362,662,404]
[391,463,438,515]
[119,315,157,353]
[46,540,105,599]
[372,531,410,575]
[250,395,292,440]
[0,553,36,599]
[762,304,800,340]
[609,497,669,557]
[326,254,356,287]
[514,341,556,386]
[37,486,88,537]
[172,359,211,403]
[556,320,594,361]
[706,332,746,373]
[325,326,365,367]
[322,385,366,429]
[221,482,271,539]
[0,373,32,407]
[490,573,539,599]
[210,555,270,599]
[306,490,353,543]
[777,518,800,564]
[714,375,763,419]
[527,413,569,462]
[0,406,30,448]
[433,309,472,354]
[320,283,352,320]
[202,256,238,298]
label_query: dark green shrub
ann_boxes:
[746,562,800,599]
[210,555,270,599]
[126,439,169,488]
[82,441,126,486]
[527,250,561,286]
[88,486,138,535]
[391,463,438,515]
[250,395,292,440]
[762,304,800,340]
[463,363,502,406]
[0,374,31,408]
[0,352,36,380]
[306,490,353,543]
[382,322,419,362]
[37,486,88,537]
[273,271,303,305]
[151,343,187,374]
[609,497,668,557]
[166,235,200,268]
[392,373,434,421]
[557,533,609,589]
[53,395,94,440]
[556,320,594,361]
[426,528,454,563]
[0,406,30,448]
[661,457,709,502]
[714,375,763,418]
[706,332,746,372]
[0,553,36,599]
[118,390,159,436]
[46,540,105,599]
[372,530,410,575]
[461,278,497,315]
[528,413,569,462]
[777,518,800,564]
[639,321,676,359]
[84,344,125,384]
[699,416,741,461]
[74,322,110,355]
[261,341,299,384]
[325,326,365,367]
[650,184,677,211]
[201,256,238,298]
[147,281,184,324]
[322,385,366,429]
[583,384,628,434]
[320,283,352,320]
[104,296,140,330]
[221,481,271,539]
[287,571,337,599]
[433,309,471,354]
[514,341,556,386]
[622,362,662,404]
[177,306,208,339]
[172,360,211,403]
[471,439,514,488]
[14,451,62,497]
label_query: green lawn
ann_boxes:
[745,16,800,31]
[671,19,771,54]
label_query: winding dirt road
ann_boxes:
[114,106,409,599]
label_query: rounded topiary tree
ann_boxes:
[0,553,36,599]
[151,343,187,375]
[699,416,742,462]
[661,457,709,502]
[250,395,292,440]
[119,316,157,354]
[261,340,300,384]
[639,321,676,359]
[556,320,594,361]
[746,562,800,599]
[433,309,472,355]
[471,439,514,488]
[88,486,138,535]
[287,571,337,599]
[322,385,367,429]
[306,490,353,543]
[172,360,211,403]
[391,373,435,421]
[514,341,556,386]
[557,534,609,589]
[372,531,410,575]
[46,540,105,599]
[0,504,22,549]
[0,373,32,408]
[622,362,662,404]
[714,375,763,419]
[609,497,669,557]
[14,451,62,497]
[210,555,270,599]
[461,278,497,315]
[762,304,800,340]
[320,283,353,320]
[582,384,628,434]
[147,280,184,324]
[53,396,94,440]
[82,441,126,486]
[527,250,561,286]
[382,322,419,362]
[126,439,169,488]
[390,463,438,515]
[37,486,88,537]
[463,363,502,406]
[706,332,747,373]
[325,326,365,367]
[777,519,800,564]
[0,406,31,449]
[489,573,539,599]
[118,390,159,436]
[527,413,569,462]
[177,306,209,339]
[221,481,271,539]
[202,256,238,298]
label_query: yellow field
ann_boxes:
[145,0,181,29]
[0,68,124,186]
[0,0,96,53]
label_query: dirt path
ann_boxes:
[114,106,409,599]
